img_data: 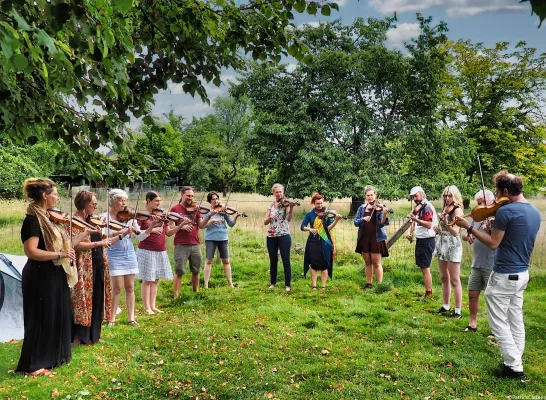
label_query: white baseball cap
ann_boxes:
[409,186,424,196]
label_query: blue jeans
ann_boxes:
[266,235,292,287]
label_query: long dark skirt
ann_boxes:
[72,249,105,344]
[308,234,328,271]
[16,261,72,373]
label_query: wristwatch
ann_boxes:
[466,226,473,235]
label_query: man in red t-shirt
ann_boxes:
[169,187,204,296]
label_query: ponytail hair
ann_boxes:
[310,192,323,205]
[23,178,56,203]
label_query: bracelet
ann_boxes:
[467,226,473,235]
[56,252,60,261]
[118,234,123,241]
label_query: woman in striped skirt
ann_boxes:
[137,191,178,314]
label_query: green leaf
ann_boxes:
[294,0,306,13]
[116,0,133,13]
[10,9,31,31]
[170,23,180,33]
[12,54,29,71]
[287,44,299,56]
[301,54,314,64]
[307,2,318,15]
[321,4,331,16]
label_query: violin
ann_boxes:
[151,208,191,224]
[277,198,300,207]
[185,201,210,214]
[117,207,153,222]
[48,209,100,232]
[440,204,460,221]
[448,197,510,226]
[209,204,248,218]
[410,201,425,216]
[314,208,347,220]
[369,202,394,214]
[224,207,248,217]
[86,214,126,232]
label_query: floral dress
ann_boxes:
[433,209,462,262]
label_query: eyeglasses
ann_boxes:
[90,203,98,207]
[443,194,453,198]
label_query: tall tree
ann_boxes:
[442,40,546,190]
[0,0,338,181]
[236,16,453,202]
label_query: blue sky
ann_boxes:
[147,0,544,126]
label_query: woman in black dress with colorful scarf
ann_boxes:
[300,193,342,290]
[17,178,88,376]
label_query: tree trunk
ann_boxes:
[350,196,364,216]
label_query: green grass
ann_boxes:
[1,199,545,399]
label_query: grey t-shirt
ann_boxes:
[469,220,495,270]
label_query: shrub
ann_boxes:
[0,147,41,199]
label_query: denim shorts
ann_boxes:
[205,240,229,260]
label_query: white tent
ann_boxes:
[0,253,25,343]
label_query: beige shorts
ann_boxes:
[468,268,492,291]
[174,244,202,276]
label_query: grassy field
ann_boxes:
[1,194,545,399]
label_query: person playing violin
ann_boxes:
[264,183,295,292]
[406,186,438,301]
[300,193,342,290]
[16,178,85,376]
[169,186,203,296]
[137,191,178,314]
[199,191,240,289]
[100,189,159,327]
[454,170,541,380]
[433,185,464,319]
[461,189,496,333]
[354,185,390,289]
[70,190,112,346]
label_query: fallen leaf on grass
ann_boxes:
[321,349,330,355]
[51,388,60,398]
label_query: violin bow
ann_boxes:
[223,189,233,212]
[69,184,74,265]
[106,187,110,240]
[477,155,487,203]
[192,190,207,223]
[131,185,142,230]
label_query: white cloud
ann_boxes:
[369,0,526,17]
[386,23,421,46]
[336,0,349,7]
[297,21,321,30]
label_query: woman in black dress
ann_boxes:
[300,193,342,289]
[17,178,87,376]
[354,186,390,289]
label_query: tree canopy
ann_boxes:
[0,0,337,182]
[235,16,546,201]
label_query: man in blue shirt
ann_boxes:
[455,170,541,380]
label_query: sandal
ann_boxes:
[312,286,317,290]
[107,322,115,328]
[127,320,140,327]
[464,325,477,332]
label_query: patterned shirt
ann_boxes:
[267,203,290,237]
